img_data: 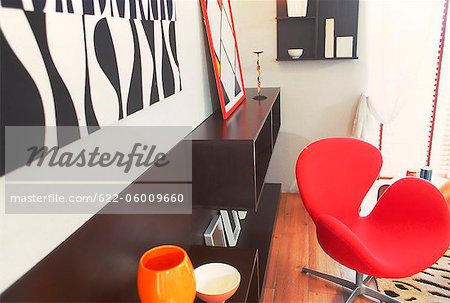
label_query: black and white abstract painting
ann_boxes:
[0,0,182,174]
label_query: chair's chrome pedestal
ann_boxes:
[302,267,403,303]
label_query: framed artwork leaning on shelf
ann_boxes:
[200,0,246,119]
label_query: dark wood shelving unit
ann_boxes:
[0,184,281,303]
[276,0,359,61]
[1,88,282,303]
[189,87,281,211]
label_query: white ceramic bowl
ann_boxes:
[288,48,304,59]
[194,263,241,303]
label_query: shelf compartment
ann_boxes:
[237,183,281,293]
[189,246,259,303]
[277,0,318,19]
[277,21,316,59]
[317,0,359,58]
[276,0,359,61]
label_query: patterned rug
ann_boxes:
[376,249,450,303]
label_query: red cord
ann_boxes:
[426,0,449,166]
[378,123,383,152]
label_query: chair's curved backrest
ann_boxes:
[296,137,382,224]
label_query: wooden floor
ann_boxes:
[262,193,378,303]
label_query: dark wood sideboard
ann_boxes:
[0,88,282,302]
[190,88,281,210]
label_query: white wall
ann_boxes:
[1,0,369,293]
[232,0,368,192]
[0,0,213,293]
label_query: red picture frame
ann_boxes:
[200,0,246,120]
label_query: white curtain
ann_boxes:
[364,0,444,176]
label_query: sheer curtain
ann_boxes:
[364,0,444,177]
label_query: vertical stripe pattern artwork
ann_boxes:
[0,0,182,174]
[4,0,177,21]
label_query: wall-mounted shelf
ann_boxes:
[276,16,316,20]
[276,56,359,61]
[276,0,359,61]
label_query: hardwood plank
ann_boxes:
[272,194,309,302]
[263,194,286,291]
[264,193,380,303]
[272,231,308,302]
[308,214,343,295]
[261,288,275,303]
[274,193,288,235]
[309,291,344,303]
[283,194,308,233]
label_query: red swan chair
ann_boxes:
[295,137,450,303]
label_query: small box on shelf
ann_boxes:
[325,18,335,58]
[336,36,354,58]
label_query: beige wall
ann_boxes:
[233,0,368,191]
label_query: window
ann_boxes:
[364,0,448,178]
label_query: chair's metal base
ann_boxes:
[302,267,403,303]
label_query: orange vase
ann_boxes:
[137,245,196,303]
